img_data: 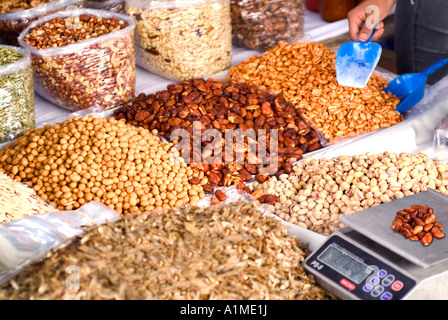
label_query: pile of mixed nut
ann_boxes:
[20,11,135,111]
[0,0,85,46]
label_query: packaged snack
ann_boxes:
[0,45,34,143]
[126,0,232,81]
[85,0,125,13]
[230,0,305,51]
[0,0,85,46]
[18,8,136,112]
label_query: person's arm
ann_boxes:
[348,0,397,42]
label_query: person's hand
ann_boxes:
[348,0,397,42]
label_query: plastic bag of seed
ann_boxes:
[0,0,85,46]
[230,0,305,51]
[0,45,35,143]
[125,0,232,81]
[0,201,120,285]
[18,8,136,112]
[85,0,126,13]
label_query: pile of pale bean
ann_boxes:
[252,152,448,235]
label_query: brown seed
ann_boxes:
[399,227,413,239]
[424,223,434,232]
[215,190,226,202]
[189,177,201,185]
[431,227,445,239]
[421,232,433,246]
[413,225,423,235]
[424,213,436,225]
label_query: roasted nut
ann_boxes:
[413,225,423,235]
[392,204,445,246]
[424,213,436,225]
[0,0,85,46]
[421,232,433,246]
[20,11,135,111]
[210,197,220,205]
[431,227,445,239]
[0,115,205,214]
[230,0,305,51]
[229,41,402,142]
[114,78,323,191]
[252,151,448,235]
[215,190,226,202]
[400,227,413,239]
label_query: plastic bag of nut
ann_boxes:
[18,8,136,112]
[0,45,35,143]
[85,0,126,13]
[0,0,85,46]
[433,115,448,160]
[125,0,232,81]
[230,0,305,51]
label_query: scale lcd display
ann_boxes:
[318,244,374,284]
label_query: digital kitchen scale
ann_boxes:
[304,189,448,300]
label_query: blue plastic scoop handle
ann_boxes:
[385,58,448,114]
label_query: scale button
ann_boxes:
[340,278,356,291]
[371,285,384,297]
[382,274,395,287]
[378,269,387,278]
[370,277,380,286]
[391,280,404,291]
[363,283,373,292]
[381,292,393,300]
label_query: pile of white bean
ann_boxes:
[252,152,448,235]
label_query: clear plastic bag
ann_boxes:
[0,45,35,143]
[126,0,232,81]
[433,115,448,160]
[18,8,136,112]
[230,0,305,51]
[0,201,120,285]
[0,0,85,46]
[85,0,126,13]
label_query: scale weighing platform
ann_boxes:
[304,189,448,300]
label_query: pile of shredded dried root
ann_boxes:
[0,201,335,300]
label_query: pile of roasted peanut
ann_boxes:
[392,205,444,246]
[113,78,323,194]
[230,41,403,142]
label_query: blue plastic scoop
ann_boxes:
[385,58,448,114]
[336,27,382,88]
